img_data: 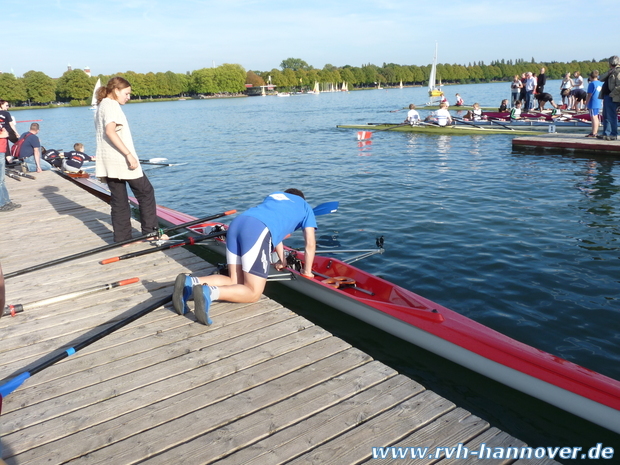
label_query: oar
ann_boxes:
[3,277,140,317]
[452,117,483,129]
[141,162,175,166]
[0,295,171,414]
[4,209,237,279]
[6,169,36,180]
[16,119,42,123]
[5,171,21,181]
[139,158,168,164]
[313,201,339,216]
[485,117,515,131]
[100,230,227,264]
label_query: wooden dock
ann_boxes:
[0,171,559,464]
[512,133,620,154]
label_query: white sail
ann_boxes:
[91,78,101,109]
[428,43,437,93]
[427,43,444,103]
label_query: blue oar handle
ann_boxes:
[0,372,31,398]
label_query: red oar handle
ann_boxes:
[117,277,140,286]
[224,209,237,215]
[100,257,120,265]
[2,305,23,317]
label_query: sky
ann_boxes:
[4,0,618,78]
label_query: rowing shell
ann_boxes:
[152,208,620,435]
[337,123,536,136]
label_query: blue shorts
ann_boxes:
[226,215,272,278]
[589,108,600,117]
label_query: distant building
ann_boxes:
[84,66,91,77]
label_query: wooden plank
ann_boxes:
[434,427,559,465]
[215,375,423,465]
[287,390,456,464]
[2,299,290,412]
[2,313,326,437]
[377,408,489,464]
[13,347,371,464]
[148,362,403,464]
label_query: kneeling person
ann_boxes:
[173,189,317,325]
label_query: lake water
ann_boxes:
[13,81,620,452]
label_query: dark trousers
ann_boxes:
[107,175,158,242]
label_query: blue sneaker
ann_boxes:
[193,285,213,325]
[172,274,193,315]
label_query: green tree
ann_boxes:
[282,68,297,88]
[340,68,356,86]
[23,71,56,103]
[214,63,246,93]
[191,68,217,94]
[165,71,184,96]
[280,58,311,71]
[56,69,92,101]
[266,68,285,87]
[142,72,158,97]
[123,71,145,98]
[0,74,27,103]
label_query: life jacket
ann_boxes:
[10,132,33,159]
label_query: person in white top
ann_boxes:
[404,104,420,125]
[94,77,162,242]
[425,102,452,126]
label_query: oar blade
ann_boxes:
[313,201,339,216]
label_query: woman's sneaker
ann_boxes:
[172,274,193,315]
[193,285,213,326]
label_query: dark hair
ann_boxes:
[96,76,131,105]
[284,188,305,199]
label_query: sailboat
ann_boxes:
[308,81,320,94]
[90,78,101,110]
[428,43,444,102]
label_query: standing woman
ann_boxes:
[94,77,160,242]
[510,75,522,108]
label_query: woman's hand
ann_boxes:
[126,153,139,170]
[273,260,287,271]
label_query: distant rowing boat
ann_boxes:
[337,123,537,136]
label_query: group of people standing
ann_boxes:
[507,57,620,140]
[510,68,546,111]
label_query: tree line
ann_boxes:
[0,57,610,105]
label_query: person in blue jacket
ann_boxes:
[173,189,317,325]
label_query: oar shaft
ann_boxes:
[0,295,172,412]
[100,230,227,264]
[4,210,236,279]
[3,277,139,317]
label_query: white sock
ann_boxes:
[209,286,220,300]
